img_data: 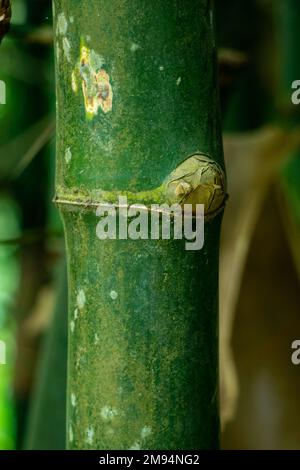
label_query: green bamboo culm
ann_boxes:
[53,0,225,450]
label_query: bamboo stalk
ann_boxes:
[53,0,225,450]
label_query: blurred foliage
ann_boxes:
[216,0,300,449]
[0,0,63,450]
[24,261,67,450]
[0,196,20,449]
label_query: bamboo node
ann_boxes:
[165,153,227,217]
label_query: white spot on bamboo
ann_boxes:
[86,426,94,445]
[71,393,76,407]
[141,426,152,439]
[57,12,68,36]
[77,289,86,310]
[65,147,72,164]
[109,290,118,301]
[176,77,181,86]
[70,16,74,23]
[94,333,99,344]
[129,442,141,450]
[62,37,71,62]
[71,71,78,92]
[69,425,74,443]
[70,320,75,333]
[130,42,140,52]
[90,50,105,69]
[74,308,79,320]
[159,65,164,71]
[101,405,118,421]
[56,44,61,62]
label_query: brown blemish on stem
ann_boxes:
[72,45,113,118]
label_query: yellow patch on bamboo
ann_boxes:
[72,45,113,119]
